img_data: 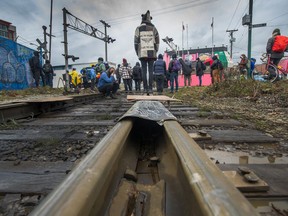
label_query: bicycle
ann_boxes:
[252,53,288,82]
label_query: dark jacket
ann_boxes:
[196,60,205,76]
[179,58,192,75]
[210,59,221,70]
[132,63,142,80]
[153,59,166,75]
[29,52,41,72]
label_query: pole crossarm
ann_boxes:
[64,8,106,41]
[162,36,177,52]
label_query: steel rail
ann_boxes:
[164,120,258,215]
[30,114,258,215]
[30,119,134,216]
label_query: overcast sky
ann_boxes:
[1,0,288,67]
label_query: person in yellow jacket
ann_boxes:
[69,68,82,88]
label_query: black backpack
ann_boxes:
[43,64,51,73]
[218,61,224,70]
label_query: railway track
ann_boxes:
[0,92,287,215]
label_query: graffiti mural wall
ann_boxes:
[0,36,35,90]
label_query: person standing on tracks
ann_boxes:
[168,53,181,93]
[42,60,54,88]
[132,62,142,92]
[134,10,159,95]
[179,57,193,87]
[119,58,133,93]
[153,54,166,94]
[97,67,119,99]
[29,51,44,87]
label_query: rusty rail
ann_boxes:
[30,101,258,216]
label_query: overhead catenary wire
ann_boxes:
[226,0,242,31]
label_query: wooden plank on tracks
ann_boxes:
[21,97,73,103]
[127,95,180,102]
[181,119,243,127]
[0,130,67,140]
[0,161,74,194]
[207,129,278,143]
[222,171,269,192]
[218,164,288,197]
[22,119,115,126]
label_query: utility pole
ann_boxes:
[62,9,69,91]
[100,20,110,61]
[42,25,48,61]
[247,0,253,77]
[49,0,53,62]
[226,29,238,58]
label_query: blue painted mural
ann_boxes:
[0,36,37,90]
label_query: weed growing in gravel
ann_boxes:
[0,87,64,102]
[34,138,60,149]
[0,119,19,130]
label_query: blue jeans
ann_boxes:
[98,82,119,96]
[140,59,154,92]
[170,72,178,92]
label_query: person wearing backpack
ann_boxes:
[179,57,193,87]
[132,62,142,92]
[266,28,288,66]
[210,55,222,84]
[95,57,106,85]
[168,53,181,93]
[195,58,206,86]
[29,51,44,87]
[42,60,54,88]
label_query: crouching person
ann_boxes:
[97,67,119,99]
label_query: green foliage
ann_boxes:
[176,79,288,100]
[0,87,64,102]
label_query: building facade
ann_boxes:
[0,19,17,41]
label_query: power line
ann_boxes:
[102,0,217,26]
[266,12,288,22]
[226,0,242,31]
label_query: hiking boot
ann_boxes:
[110,93,117,99]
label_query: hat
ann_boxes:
[172,53,177,59]
[122,58,127,63]
[158,54,163,59]
[272,28,280,35]
[141,10,152,23]
[98,57,104,62]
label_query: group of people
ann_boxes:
[29,51,54,88]
[67,57,119,99]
